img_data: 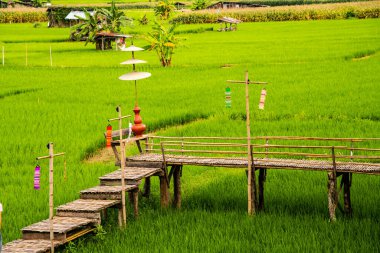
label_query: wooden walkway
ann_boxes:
[123,135,380,220]
[3,163,162,252]
[3,134,379,252]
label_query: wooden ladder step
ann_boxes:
[22,216,96,241]
[80,185,138,200]
[56,199,120,222]
[2,239,64,253]
[99,167,162,186]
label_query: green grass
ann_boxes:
[0,18,379,252]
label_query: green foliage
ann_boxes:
[191,0,209,11]
[98,0,132,32]
[64,241,78,253]
[94,225,107,241]
[144,21,180,66]
[154,0,175,20]
[31,0,43,8]
[70,1,132,45]
[138,14,149,25]
[70,9,102,45]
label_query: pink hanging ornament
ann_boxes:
[34,165,40,190]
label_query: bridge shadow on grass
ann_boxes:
[180,170,379,220]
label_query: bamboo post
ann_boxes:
[108,106,132,227]
[48,143,54,253]
[2,46,4,66]
[328,146,338,222]
[36,143,65,253]
[160,143,170,207]
[142,177,151,198]
[118,106,127,227]
[128,190,139,218]
[173,165,182,209]
[258,138,269,211]
[244,71,256,215]
[227,71,267,215]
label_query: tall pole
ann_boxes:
[227,71,267,215]
[118,107,127,227]
[48,142,54,253]
[36,145,65,253]
[2,46,4,67]
[244,71,256,215]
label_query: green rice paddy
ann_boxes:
[0,18,379,252]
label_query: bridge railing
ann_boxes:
[143,136,380,163]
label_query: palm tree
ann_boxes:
[145,22,179,67]
[98,0,132,32]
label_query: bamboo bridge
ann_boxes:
[3,134,379,252]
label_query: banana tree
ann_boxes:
[98,0,132,32]
[145,22,179,67]
[154,0,175,20]
[70,9,102,45]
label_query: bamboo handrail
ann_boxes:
[150,135,380,142]
[156,141,350,150]
[148,148,380,160]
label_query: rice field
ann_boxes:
[0,18,379,252]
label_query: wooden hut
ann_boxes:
[207,1,268,9]
[94,32,132,51]
[174,2,186,9]
[217,17,241,31]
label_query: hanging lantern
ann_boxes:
[34,165,40,190]
[225,86,231,108]
[259,88,266,110]
[106,124,112,148]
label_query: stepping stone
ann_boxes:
[22,216,96,241]
[80,185,138,200]
[2,239,64,253]
[99,167,162,186]
[56,199,120,223]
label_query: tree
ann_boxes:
[144,22,180,67]
[31,0,43,7]
[191,0,209,10]
[70,1,131,45]
[154,0,175,20]
[98,0,131,32]
[70,9,102,45]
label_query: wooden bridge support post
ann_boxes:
[173,165,182,209]
[142,177,151,198]
[343,173,352,215]
[160,176,170,208]
[129,188,139,218]
[327,172,337,221]
[258,168,266,211]
[328,147,338,222]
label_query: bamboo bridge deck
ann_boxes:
[126,153,380,175]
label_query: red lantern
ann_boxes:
[106,124,112,148]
